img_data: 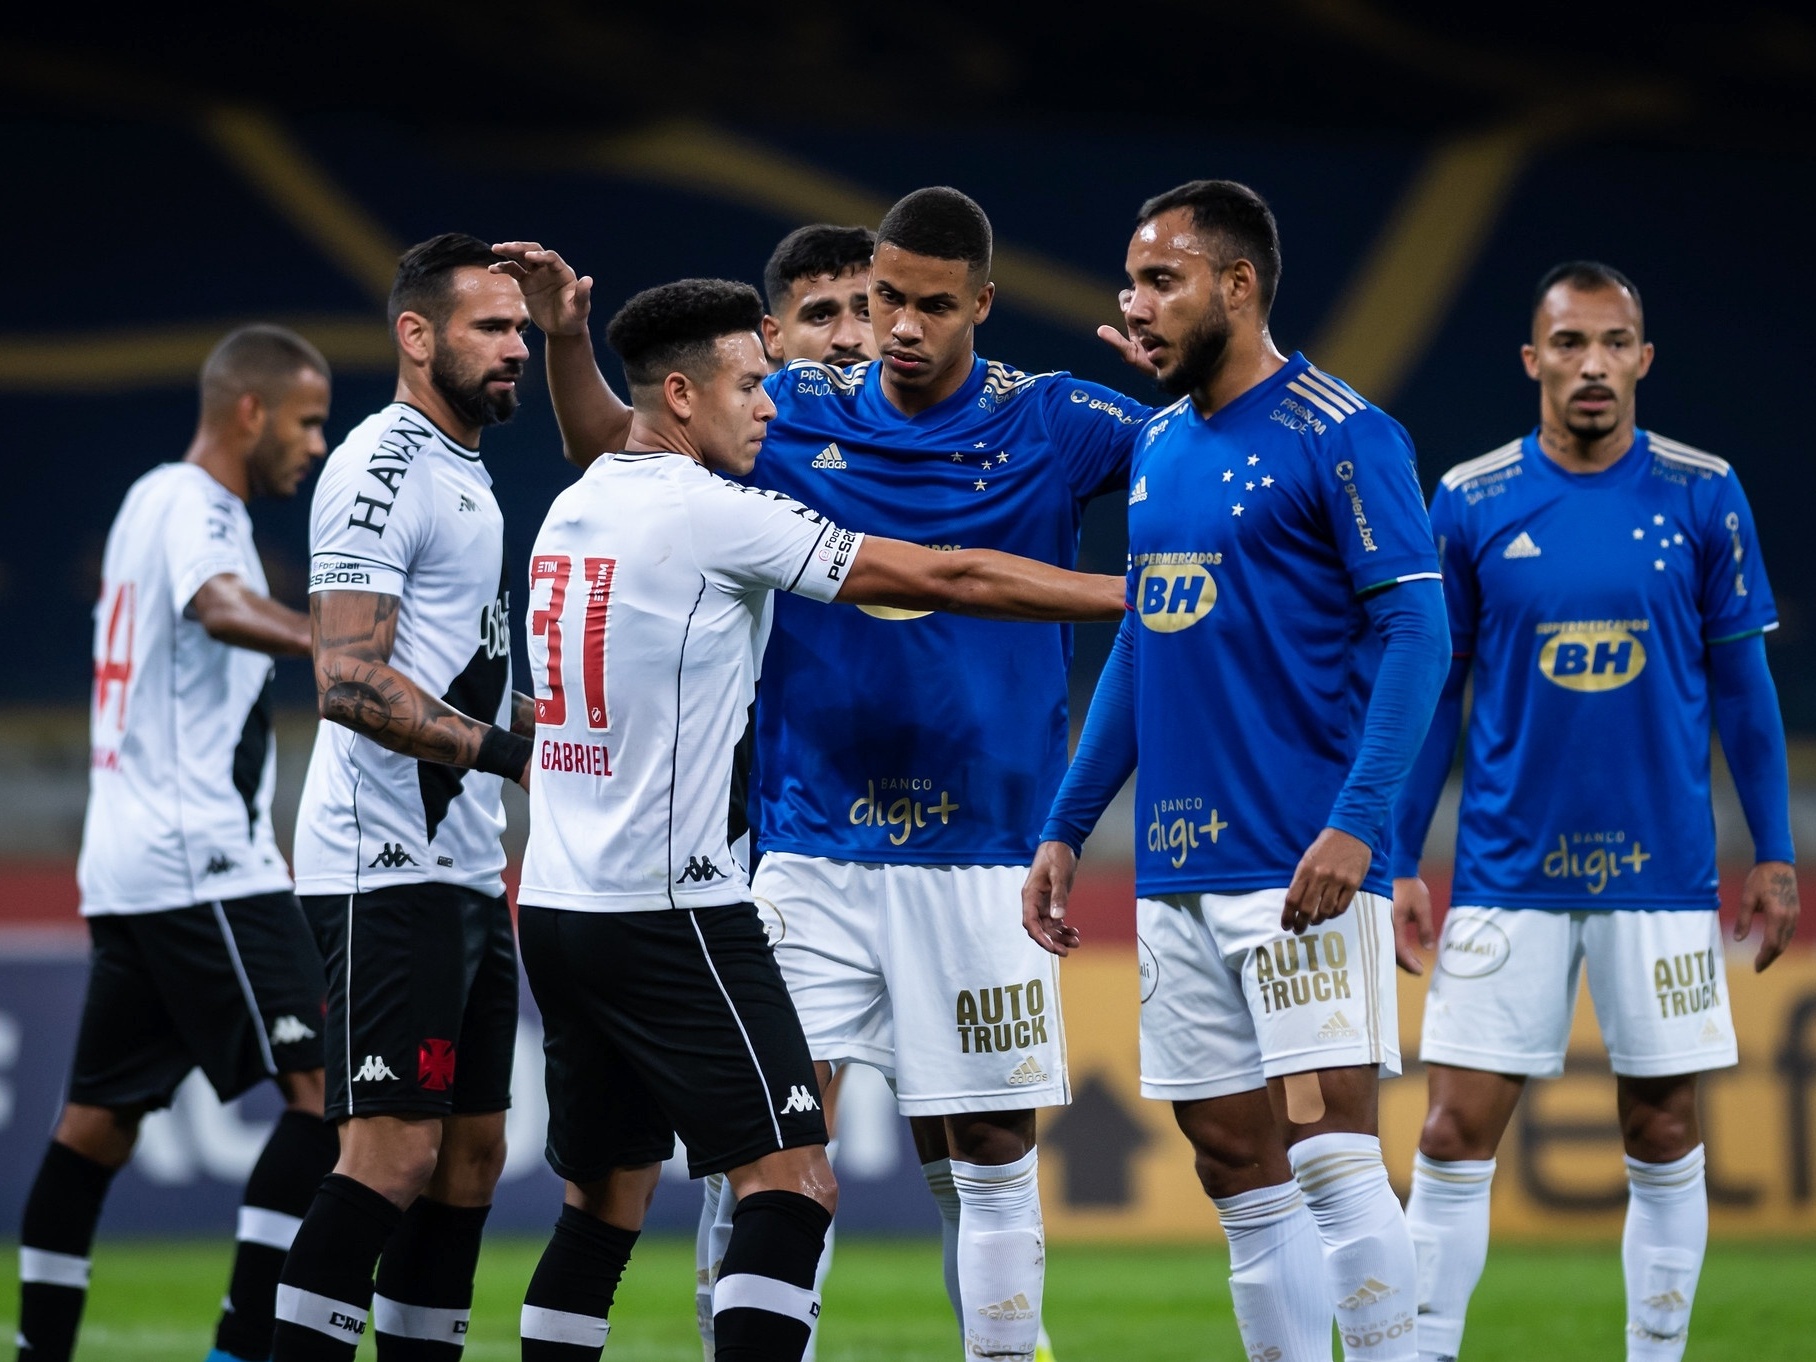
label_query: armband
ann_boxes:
[475,726,533,782]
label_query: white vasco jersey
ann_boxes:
[78,464,291,914]
[519,452,860,913]
[294,404,513,895]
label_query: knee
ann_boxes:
[732,1145,839,1216]
[945,1110,1036,1166]
[1185,1125,1285,1200]
[54,1104,142,1169]
[1419,1102,1499,1163]
[435,1128,508,1201]
[279,1069,327,1118]
[1621,1103,1697,1165]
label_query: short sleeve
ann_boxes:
[306,452,429,597]
[1317,411,1441,596]
[162,475,251,613]
[1427,483,1479,656]
[689,479,865,603]
[1043,378,1150,500]
[1699,470,1778,642]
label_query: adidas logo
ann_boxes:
[811,442,847,470]
[1644,1288,1689,1311]
[1338,1277,1398,1311]
[352,1054,400,1082]
[979,1292,1037,1321]
[1502,531,1542,559]
[779,1084,820,1115]
[1700,1017,1723,1043]
[1128,475,1148,504]
[269,1015,317,1045]
[1005,1055,1049,1087]
[1318,1011,1359,1041]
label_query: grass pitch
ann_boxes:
[4,1235,1814,1360]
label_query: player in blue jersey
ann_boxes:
[1389,263,1799,1362]
[1025,180,1451,1362]
[495,187,1145,1362]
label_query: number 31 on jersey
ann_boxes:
[529,555,617,729]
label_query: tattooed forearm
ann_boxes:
[317,657,489,767]
[512,690,537,737]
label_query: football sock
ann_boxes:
[697,1172,730,1358]
[371,1196,490,1358]
[1213,1179,1335,1362]
[520,1204,638,1362]
[1622,1146,1707,1362]
[1289,1133,1417,1362]
[215,1110,340,1362]
[712,1190,831,1362]
[1404,1152,1495,1362]
[272,1173,403,1362]
[952,1148,1045,1362]
[919,1157,964,1327]
[16,1140,119,1362]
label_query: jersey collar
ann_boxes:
[1180,351,1309,429]
[864,355,987,424]
[1521,426,1651,485]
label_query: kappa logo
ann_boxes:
[1128,475,1148,504]
[979,1292,1037,1321]
[1502,530,1543,559]
[1318,1011,1360,1041]
[457,494,478,512]
[779,1085,820,1115]
[352,1054,400,1082]
[202,853,239,877]
[1005,1055,1049,1087]
[811,442,848,470]
[368,843,417,869]
[269,1015,316,1045]
[675,855,728,884]
[1338,1277,1398,1311]
[418,1038,457,1091]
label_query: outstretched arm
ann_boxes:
[836,537,1124,622]
[490,242,633,468]
[1711,632,1799,970]
[312,590,531,785]
[190,573,312,657]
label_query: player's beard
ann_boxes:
[1154,304,1232,398]
[431,345,522,429]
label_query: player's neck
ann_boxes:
[395,373,482,450]
[624,412,704,465]
[881,349,975,417]
[1536,415,1637,474]
[182,433,250,502]
[1189,329,1287,419]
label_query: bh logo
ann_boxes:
[1538,627,1647,691]
[1137,564,1217,633]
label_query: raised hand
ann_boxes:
[1096,289,1156,377]
[490,241,593,337]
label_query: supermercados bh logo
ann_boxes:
[1536,618,1649,691]
[954,978,1050,1054]
[1133,550,1221,632]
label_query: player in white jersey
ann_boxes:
[13,326,338,1362]
[273,235,540,1362]
[509,278,1121,1362]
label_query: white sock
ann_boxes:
[921,1156,964,1330]
[1623,1146,1707,1362]
[1290,1132,1418,1362]
[696,1171,731,1358]
[1404,1152,1495,1361]
[799,1138,839,1362]
[952,1148,1046,1362]
[1213,1180,1335,1362]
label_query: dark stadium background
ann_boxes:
[2,5,1814,1244]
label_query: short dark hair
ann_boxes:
[876,187,991,278]
[199,324,329,412]
[605,278,766,389]
[388,232,499,327]
[1137,180,1282,314]
[763,224,876,314]
[1533,260,1643,328]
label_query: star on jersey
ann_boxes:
[1632,528,1645,539]
[996,453,1010,465]
[974,441,988,448]
[1653,514,1665,525]
[1232,503,1245,516]
[951,453,966,463]
[1261,475,1275,487]
[1245,481,1255,490]
[1222,470,1234,483]
[1246,454,1260,466]
[1655,559,1666,570]
[974,479,988,491]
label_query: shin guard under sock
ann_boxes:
[520,1204,639,1362]
[272,1173,403,1362]
[713,1190,831,1362]
[16,1140,119,1362]
[371,1196,491,1359]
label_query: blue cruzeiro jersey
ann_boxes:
[1432,429,1777,910]
[749,355,1148,865]
[1126,354,1440,898]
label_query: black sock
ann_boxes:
[712,1191,831,1362]
[16,1141,119,1362]
[272,1173,402,1362]
[370,1196,491,1359]
[519,1205,639,1362]
[215,1110,341,1361]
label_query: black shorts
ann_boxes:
[302,884,518,1119]
[518,902,827,1182]
[69,893,326,1111]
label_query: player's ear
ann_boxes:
[1226,258,1258,315]
[1520,343,1541,381]
[662,369,693,422]
[972,279,995,325]
[760,315,785,366]
[1636,340,1655,380]
[394,310,434,366]
[236,390,268,438]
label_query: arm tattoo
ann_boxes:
[1768,867,1800,907]
[511,690,537,737]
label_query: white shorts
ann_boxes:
[1422,906,1737,1079]
[751,852,1070,1116]
[1137,889,1400,1103]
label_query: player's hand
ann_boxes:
[1734,859,1799,972]
[1282,827,1371,935]
[1392,875,1435,975]
[1023,840,1083,956]
[490,242,593,337]
[1096,322,1156,378]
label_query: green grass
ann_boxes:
[4,1235,1815,1359]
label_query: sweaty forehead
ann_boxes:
[715,331,769,377]
[447,267,528,320]
[1132,210,1213,261]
